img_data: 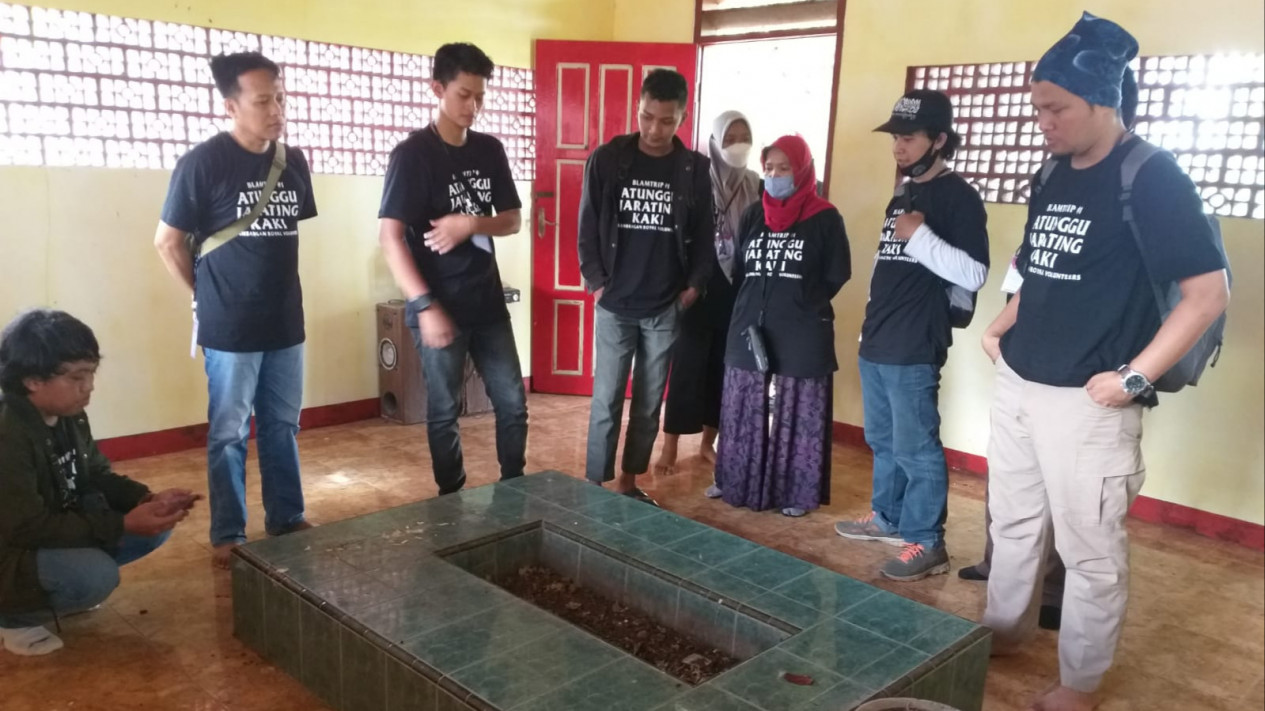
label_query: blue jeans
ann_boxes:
[586,302,680,483]
[410,318,528,495]
[204,344,307,546]
[0,532,170,628]
[858,356,948,550]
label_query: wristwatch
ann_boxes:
[1117,365,1153,397]
[408,293,434,312]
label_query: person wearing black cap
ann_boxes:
[980,12,1229,711]
[834,89,990,581]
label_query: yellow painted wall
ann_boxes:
[0,0,617,439]
[613,0,696,43]
[828,0,1265,524]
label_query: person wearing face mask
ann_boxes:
[713,135,851,518]
[834,89,990,582]
[654,111,760,481]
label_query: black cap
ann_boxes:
[873,89,954,135]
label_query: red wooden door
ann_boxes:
[531,40,699,396]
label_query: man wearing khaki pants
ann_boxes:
[980,13,1229,711]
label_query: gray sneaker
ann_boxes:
[880,543,950,581]
[834,512,904,547]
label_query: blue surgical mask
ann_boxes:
[765,175,795,200]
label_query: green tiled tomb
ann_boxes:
[231,471,990,710]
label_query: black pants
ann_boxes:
[663,308,727,436]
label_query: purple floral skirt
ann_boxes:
[715,367,832,512]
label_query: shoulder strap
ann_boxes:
[1032,158,1058,197]
[1117,138,1169,313]
[199,141,288,258]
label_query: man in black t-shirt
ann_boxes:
[578,70,715,503]
[835,90,990,583]
[378,43,527,496]
[154,52,317,569]
[980,14,1228,711]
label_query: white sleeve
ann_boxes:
[902,223,988,291]
[1000,254,1024,294]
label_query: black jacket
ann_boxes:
[577,133,716,294]
[0,394,149,613]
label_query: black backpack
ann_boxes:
[1032,138,1232,392]
[892,181,979,329]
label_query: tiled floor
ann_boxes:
[1,393,1261,710]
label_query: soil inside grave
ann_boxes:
[493,565,740,685]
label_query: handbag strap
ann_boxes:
[198,140,288,258]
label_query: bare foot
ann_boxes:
[1030,685,1096,711]
[211,542,240,570]
[655,436,680,476]
[700,427,718,465]
[698,442,716,465]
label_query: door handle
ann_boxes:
[536,205,557,239]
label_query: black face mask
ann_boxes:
[900,142,940,178]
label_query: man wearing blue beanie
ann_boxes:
[979,12,1229,711]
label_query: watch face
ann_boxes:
[1124,373,1147,394]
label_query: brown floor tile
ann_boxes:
[0,393,1259,710]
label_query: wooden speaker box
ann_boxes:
[376,301,493,425]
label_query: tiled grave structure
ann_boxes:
[231,471,990,711]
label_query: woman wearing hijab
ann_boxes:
[714,135,851,517]
[654,111,761,478]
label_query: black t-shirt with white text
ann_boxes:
[48,420,80,510]
[379,126,522,328]
[1001,139,1226,387]
[599,150,683,318]
[726,204,852,378]
[161,133,318,352]
[860,172,990,367]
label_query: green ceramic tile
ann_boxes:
[948,637,991,711]
[450,627,624,709]
[625,567,681,626]
[665,529,760,567]
[577,545,628,602]
[906,659,957,707]
[385,657,437,711]
[840,591,956,646]
[714,547,814,591]
[340,539,440,572]
[531,479,615,509]
[906,615,979,655]
[779,618,904,673]
[262,579,303,678]
[401,601,561,673]
[341,627,387,711]
[361,581,513,644]
[675,587,738,654]
[494,529,543,577]
[578,495,663,527]
[512,656,687,711]
[688,568,767,605]
[540,531,582,579]
[585,525,662,557]
[795,679,874,710]
[653,686,760,711]
[712,648,843,710]
[230,560,266,653]
[551,513,617,543]
[369,557,476,594]
[312,574,410,616]
[620,510,707,547]
[437,689,475,710]
[849,644,930,690]
[747,591,834,629]
[276,556,362,589]
[773,568,880,615]
[300,602,342,707]
[633,547,702,579]
[733,613,790,660]
[243,527,346,563]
